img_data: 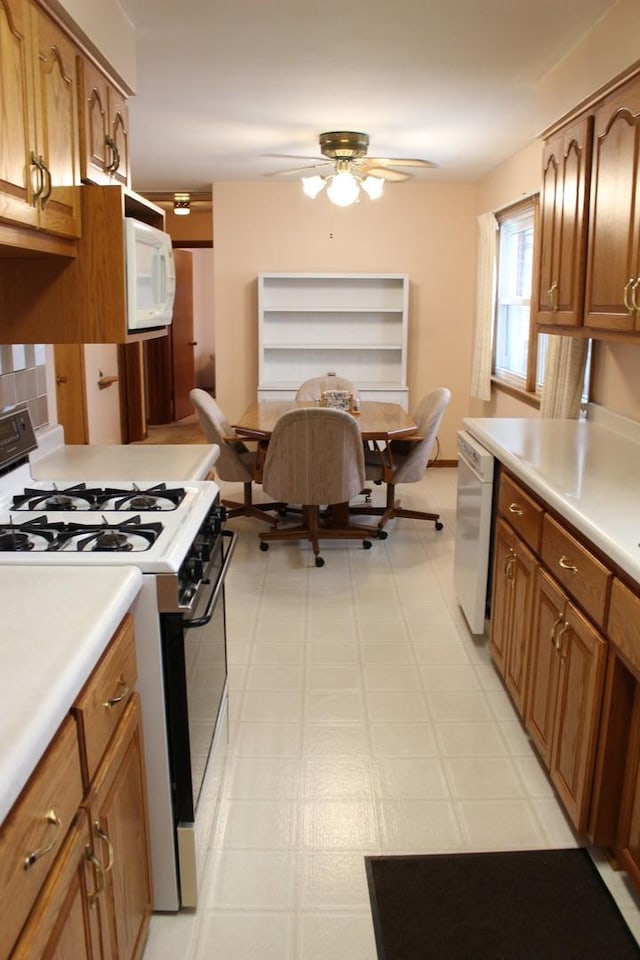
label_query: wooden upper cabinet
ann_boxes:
[79,55,130,187]
[0,0,38,228]
[0,0,80,239]
[535,114,593,328]
[584,74,640,333]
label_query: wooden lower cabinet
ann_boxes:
[87,694,152,960]
[10,810,99,960]
[490,517,537,716]
[526,567,607,831]
[3,616,151,960]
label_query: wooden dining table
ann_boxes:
[232,399,418,443]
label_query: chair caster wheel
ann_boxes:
[315,556,325,567]
[362,540,372,550]
[376,530,388,540]
[260,542,269,551]
[435,521,444,531]
[365,495,372,503]
[278,507,288,517]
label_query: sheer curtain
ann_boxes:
[470,212,498,402]
[540,335,587,418]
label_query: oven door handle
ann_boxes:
[184,529,237,629]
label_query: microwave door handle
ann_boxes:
[158,251,166,305]
[184,530,237,629]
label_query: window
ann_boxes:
[493,196,547,396]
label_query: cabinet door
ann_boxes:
[0,0,38,228]
[585,76,640,332]
[29,0,80,237]
[504,536,537,715]
[489,518,537,717]
[535,114,593,327]
[526,568,564,767]
[79,57,129,188]
[10,812,98,960]
[550,602,606,831]
[88,694,152,960]
[108,90,129,187]
[489,518,515,677]
[616,682,640,888]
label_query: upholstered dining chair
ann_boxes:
[295,374,358,402]
[350,387,451,536]
[189,388,284,524]
[258,406,374,566]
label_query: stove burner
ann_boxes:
[128,495,159,511]
[0,516,63,552]
[57,515,165,553]
[12,483,100,511]
[0,530,33,552]
[92,530,133,552]
[43,495,76,511]
[98,483,186,512]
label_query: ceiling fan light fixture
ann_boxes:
[361,175,384,200]
[326,171,360,207]
[302,175,325,199]
[173,192,191,215]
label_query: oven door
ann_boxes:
[160,528,236,904]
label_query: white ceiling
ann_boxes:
[118,0,616,193]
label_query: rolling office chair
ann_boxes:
[189,388,284,524]
[350,387,451,535]
[258,406,374,566]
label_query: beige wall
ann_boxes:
[212,181,478,460]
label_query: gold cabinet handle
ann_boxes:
[508,503,524,516]
[40,158,52,205]
[547,280,558,311]
[24,808,61,869]
[505,553,516,586]
[555,620,570,657]
[631,278,640,314]
[103,674,130,709]
[503,548,515,577]
[558,555,578,574]
[30,151,44,204]
[550,613,563,649]
[94,821,114,872]
[624,278,636,313]
[86,847,106,907]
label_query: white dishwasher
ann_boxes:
[454,430,495,635]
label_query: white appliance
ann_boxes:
[0,409,234,911]
[454,429,495,635]
[125,217,176,331]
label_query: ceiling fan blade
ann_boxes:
[366,157,437,169]
[357,164,410,182]
[263,161,334,178]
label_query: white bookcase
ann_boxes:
[257,273,409,407]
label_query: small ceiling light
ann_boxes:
[361,175,384,200]
[302,175,325,199]
[173,192,191,215]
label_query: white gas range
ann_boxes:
[0,408,234,911]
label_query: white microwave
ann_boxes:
[125,217,176,331]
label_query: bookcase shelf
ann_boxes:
[258,273,409,407]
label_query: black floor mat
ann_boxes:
[366,848,640,960]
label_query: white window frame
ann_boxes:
[492,196,545,401]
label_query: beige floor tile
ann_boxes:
[297,914,378,960]
[374,757,451,799]
[369,721,438,758]
[435,721,509,757]
[302,800,379,850]
[303,722,371,758]
[378,798,463,852]
[206,849,297,908]
[300,852,371,909]
[193,912,293,960]
[303,758,374,799]
[227,721,302,758]
[456,798,546,848]
[444,757,525,799]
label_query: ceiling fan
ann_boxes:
[266,131,436,206]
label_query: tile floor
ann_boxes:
[142,468,640,959]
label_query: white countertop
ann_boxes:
[31,442,219,483]
[0,566,143,822]
[463,416,640,584]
